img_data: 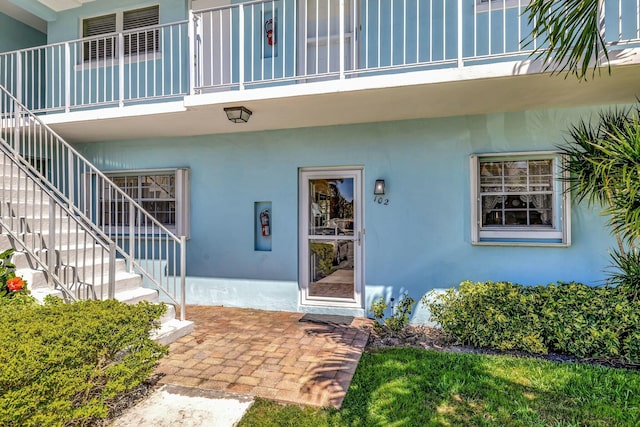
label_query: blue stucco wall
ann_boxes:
[0,0,631,321]
[76,105,615,320]
[0,13,45,52]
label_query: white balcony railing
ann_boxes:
[193,0,640,93]
[0,21,189,113]
[1,1,640,112]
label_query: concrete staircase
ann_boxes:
[0,155,193,345]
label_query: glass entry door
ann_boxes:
[299,168,363,308]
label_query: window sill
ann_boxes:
[472,240,570,247]
[479,229,562,239]
[475,229,569,246]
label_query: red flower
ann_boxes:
[6,277,25,292]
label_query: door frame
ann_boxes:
[299,166,364,309]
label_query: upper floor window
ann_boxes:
[470,152,570,246]
[83,5,160,62]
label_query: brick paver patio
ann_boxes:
[155,306,371,408]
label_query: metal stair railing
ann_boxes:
[0,85,187,320]
[0,145,113,302]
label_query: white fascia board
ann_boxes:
[185,60,537,109]
[185,47,640,110]
[39,100,187,125]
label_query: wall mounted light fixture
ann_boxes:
[374,179,386,195]
[224,106,252,123]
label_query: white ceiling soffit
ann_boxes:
[0,0,47,32]
[38,0,95,12]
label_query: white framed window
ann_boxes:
[101,168,190,238]
[82,5,160,62]
[470,152,570,246]
[475,0,529,12]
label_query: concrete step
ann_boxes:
[115,286,159,305]
[0,216,31,234]
[150,303,194,345]
[0,231,97,252]
[0,233,42,251]
[0,181,42,193]
[0,174,40,187]
[0,167,43,181]
[16,269,169,318]
[11,251,129,277]
[30,288,65,304]
[14,263,150,301]
[2,216,84,235]
[15,268,49,290]
[0,187,47,202]
[85,270,143,296]
[0,202,62,219]
[35,242,112,266]
[160,303,178,323]
[52,270,142,299]
[14,263,153,304]
[116,301,194,345]
[152,316,194,345]
[16,264,141,293]
[36,230,91,246]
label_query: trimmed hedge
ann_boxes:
[0,298,167,426]
[425,281,640,363]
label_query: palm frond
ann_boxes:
[524,0,610,81]
[607,249,640,300]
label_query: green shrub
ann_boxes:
[371,293,416,334]
[425,280,640,363]
[0,299,167,426]
[537,282,640,359]
[426,281,546,354]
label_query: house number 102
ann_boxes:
[373,196,389,205]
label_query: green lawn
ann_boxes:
[238,348,640,427]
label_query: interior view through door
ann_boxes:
[300,168,362,308]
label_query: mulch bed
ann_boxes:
[96,374,162,426]
[363,324,640,371]
[365,324,452,351]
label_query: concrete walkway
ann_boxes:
[110,384,253,427]
[155,305,371,408]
